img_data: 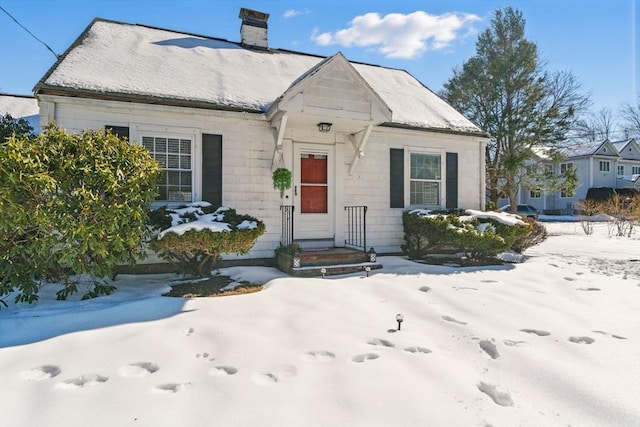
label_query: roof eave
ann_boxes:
[36,86,264,114]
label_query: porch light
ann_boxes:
[317,122,332,133]
[396,313,404,331]
[368,247,377,263]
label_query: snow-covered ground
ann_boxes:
[1,222,638,427]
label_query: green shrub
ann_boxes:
[0,124,161,304]
[150,204,266,277]
[401,210,532,263]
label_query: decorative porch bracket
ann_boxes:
[348,124,373,175]
[271,113,288,171]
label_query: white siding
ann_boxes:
[39,95,485,260]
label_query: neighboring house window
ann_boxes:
[599,160,610,172]
[410,152,441,205]
[530,190,541,198]
[142,136,192,201]
[559,162,574,198]
[617,165,624,176]
[632,166,640,175]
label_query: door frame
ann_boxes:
[293,143,335,240]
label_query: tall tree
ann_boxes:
[573,108,617,141]
[620,97,640,138]
[441,7,589,210]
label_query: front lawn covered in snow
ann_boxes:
[0,222,638,427]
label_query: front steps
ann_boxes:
[277,246,382,277]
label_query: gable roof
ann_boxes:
[559,139,620,158]
[35,18,483,135]
[611,138,640,160]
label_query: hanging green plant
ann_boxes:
[272,167,292,198]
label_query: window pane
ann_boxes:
[180,155,191,169]
[411,154,440,180]
[410,181,440,205]
[167,154,180,169]
[143,136,193,202]
[167,138,180,153]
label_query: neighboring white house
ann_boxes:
[0,93,40,133]
[33,9,488,261]
[503,138,640,213]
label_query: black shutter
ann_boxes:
[105,125,129,140]
[202,133,223,207]
[446,152,458,209]
[390,148,404,208]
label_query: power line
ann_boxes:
[0,5,59,59]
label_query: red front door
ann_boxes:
[300,154,328,213]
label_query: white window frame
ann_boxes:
[599,160,610,172]
[529,190,541,198]
[140,133,195,203]
[632,166,640,175]
[407,149,443,207]
[617,165,625,176]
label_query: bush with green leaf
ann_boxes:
[0,124,161,304]
[150,203,266,277]
[402,209,532,264]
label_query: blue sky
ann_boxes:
[1,0,638,115]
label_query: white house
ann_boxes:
[506,138,640,213]
[33,9,488,263]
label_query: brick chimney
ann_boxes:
[239,8,269,49]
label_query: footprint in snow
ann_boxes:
[568,336,595,344]
[477,381,513,407]
[118,362,159,378]
[442,315,468,325]
[367,338,395,348]
[19,365,61,381]
[419,286,431,293]
[153,383,190,394]
[479,340,500,359]
[403,346,432,355]
[184,327,194,336]
[454,286,478,291]
[351,353,380,363]
[300,351,336,362]
[563,277,576,281]
[56,374,108,390]
[503,339,527,347]
[576,287,601,291]
[251,365,297,386]
[520,328,550,336]
[209,366,238,376]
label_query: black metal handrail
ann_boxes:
[280,205,294,246]
[345,205,367,252]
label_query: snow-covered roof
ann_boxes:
[0,93,40,133]
[36,18,483,135]
[558,139,618,158]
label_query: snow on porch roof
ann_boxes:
[36,18,483,135]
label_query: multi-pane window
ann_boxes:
[530,190,541,198]
[599,160,610,172]
[410,153,441,205]
[618,165,625,176]
[142,136,192,201]
[632,166,640,175]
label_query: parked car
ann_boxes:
[499,204,539,219]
